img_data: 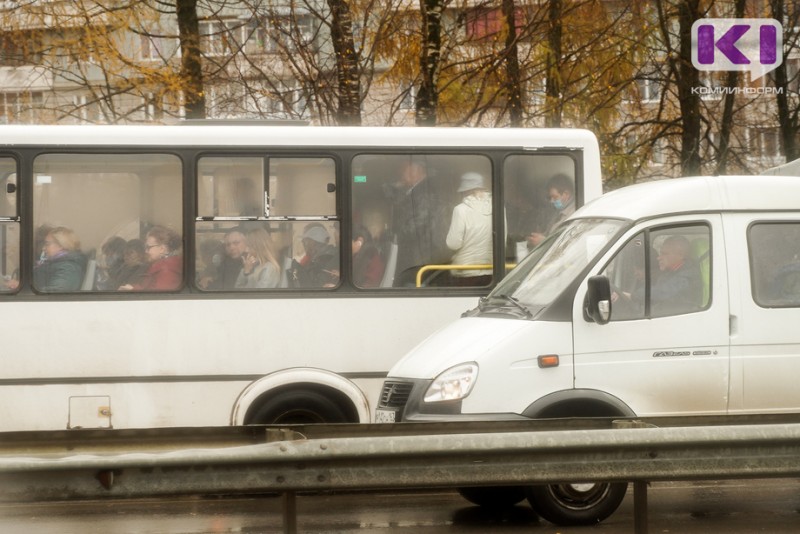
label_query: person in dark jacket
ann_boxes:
[34,226,86,292]
[650,235,702,317]
[288,224,339,288]
[384,160,448,286]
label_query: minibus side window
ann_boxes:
[749,223,800,307]
[602,224,710,320]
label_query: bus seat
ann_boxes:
[81,259,97,291]
[691,237,710,307]
[379,240,399,288]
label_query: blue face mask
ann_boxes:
[551,198,564,211]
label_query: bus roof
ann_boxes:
[0,124,600,151]
[575,175,800,221]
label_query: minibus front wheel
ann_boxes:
[525,481,627,526]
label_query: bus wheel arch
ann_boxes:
[522,389,634,526]
[231,369,370,425]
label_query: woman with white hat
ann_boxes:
[445,172,493,286]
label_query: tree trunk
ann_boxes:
[502,0,523,126]
[676,0,701,176]
[327,0,362,125]
[175,0,206,119]
[545,0,563,128]
[416,0,442,126]
[716,0,746,174]
[772,0,798,162]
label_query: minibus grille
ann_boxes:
[379,381,413,408]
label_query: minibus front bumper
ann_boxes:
[375,378,524,423]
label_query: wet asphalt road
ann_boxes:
[2,479,800,533]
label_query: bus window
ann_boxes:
[504,154,577,271]
[32,153,183,293]
[351,153,493,288]
[196,220,340,290]
[1,159,16,218]
[0,222,19,292]
[0,157,19,292]
[197,157,264,218]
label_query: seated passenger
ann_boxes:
[96,236,127,290]
[117,239,149,288]
[288,224,339,288]
[119,226,182,291]
[352,226,385,288]
[199,226,247,290]
[235,227,281,289]
[33,226,86,292]
[650,235,702,316]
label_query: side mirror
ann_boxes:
[586,275,612,325]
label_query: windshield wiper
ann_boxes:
[479,294,533,319]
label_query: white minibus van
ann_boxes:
[376,175,800,525]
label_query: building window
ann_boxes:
[0,92,43,124]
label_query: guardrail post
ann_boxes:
[282,491,297,534]
[633,481,648,534]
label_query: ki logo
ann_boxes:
[691,18,783,81]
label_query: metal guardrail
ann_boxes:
[3,416,800,533]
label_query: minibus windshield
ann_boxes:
[488,218,626,316]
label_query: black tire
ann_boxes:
[457,486,527,509]
[525,481,628,526]
[246,390,350,424]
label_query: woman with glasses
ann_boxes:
[119,225,182,291]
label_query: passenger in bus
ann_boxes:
[528,173,575,248]
[445,172,493,287]
[352,225,385,288]
[288,224,339,288]
[506,177,552,261]
[202,226,248,290]
[119,226,182,291]
[117,239,149,288]
[384,160,447,286]
[96,236,127,290]
[235,227,281,289]
[33,226,86,292]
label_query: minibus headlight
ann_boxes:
[423,363,478,403]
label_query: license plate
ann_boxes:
[375,409,397,423]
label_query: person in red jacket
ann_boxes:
[119,225,182,291]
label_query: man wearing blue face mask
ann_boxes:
[528,173,575,248]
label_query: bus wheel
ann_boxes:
[457,486,527,509]
[525,482,627,526]
[246,390,350,424]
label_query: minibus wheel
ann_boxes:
[246,390,350,424]
[525,481,627,526]
[456,486,526,509]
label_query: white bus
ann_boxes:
[0,124,602,431]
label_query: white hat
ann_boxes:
[457,172,486,193]
[302,225,330,244]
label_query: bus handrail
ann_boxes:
[415,264,517,287]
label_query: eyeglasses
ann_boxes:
[144,243,162,251]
